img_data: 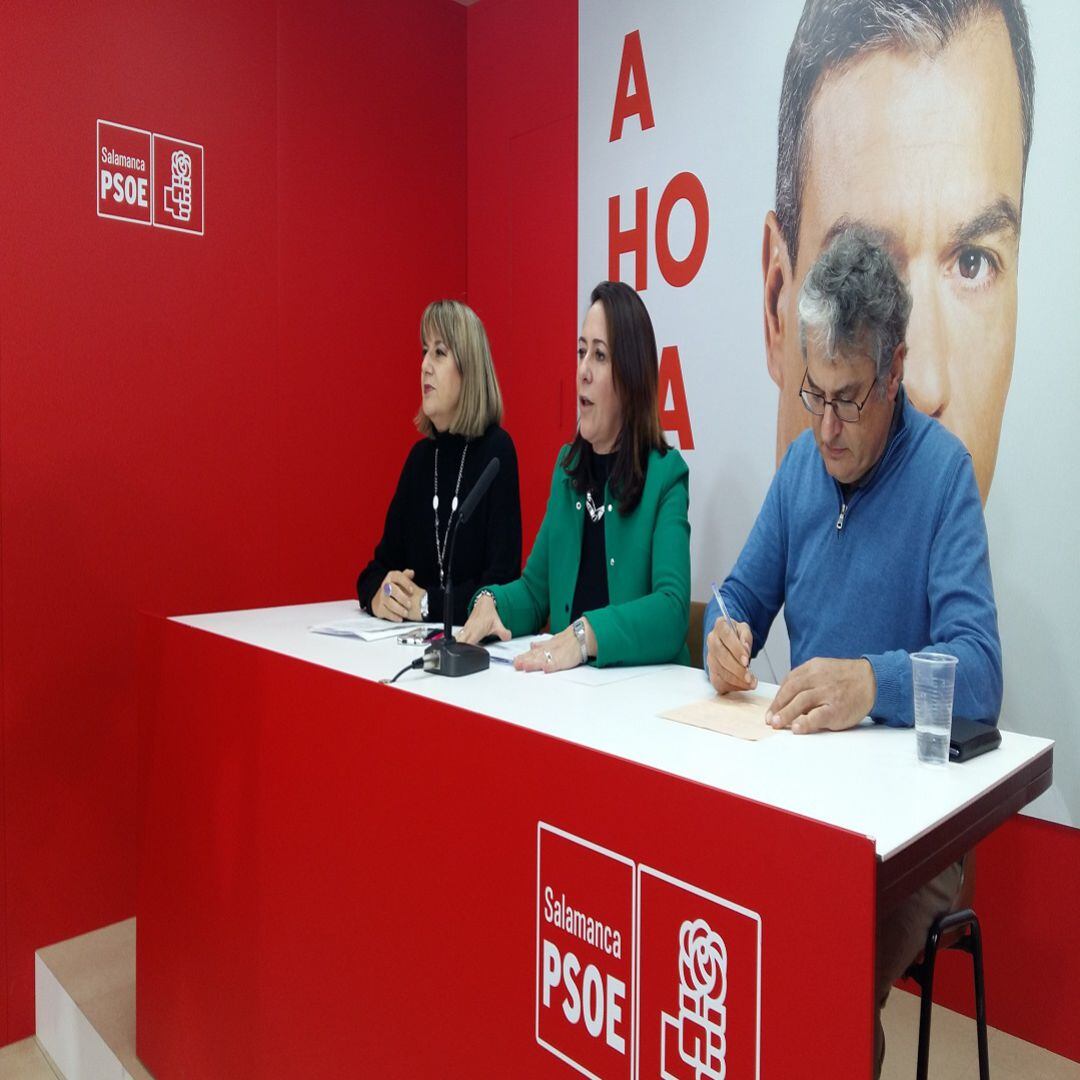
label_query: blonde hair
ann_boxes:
[414,300,503,439]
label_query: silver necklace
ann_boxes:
[434,443,468,586]
[585,490,605,523]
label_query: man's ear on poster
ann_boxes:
[762,209,794,389]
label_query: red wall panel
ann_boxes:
[275,0,467,599]
[0,0,465,1043]
[929,815,1080,1061]
[0,0,279,1043]
[467,0,577,543]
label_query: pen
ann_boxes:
[709,581,773,684]
[711,580,753,679]
[710,580,737,638]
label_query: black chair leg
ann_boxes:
[915,931,940,1080]
[968,916,990,1080]
[908,908,991,1080]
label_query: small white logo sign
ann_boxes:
[163,150,193,222]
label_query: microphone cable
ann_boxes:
[380,657,424,685]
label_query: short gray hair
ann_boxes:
[777,0,1035,267]
[798,227,912,384]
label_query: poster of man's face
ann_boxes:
[763,0,1032,502]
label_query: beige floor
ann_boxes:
[0,1037,61,1080]
[880,987,1080,1079]
[4,938,1080,1079]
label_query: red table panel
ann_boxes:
[137,614,877,1078]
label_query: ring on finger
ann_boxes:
[544,649,554,666]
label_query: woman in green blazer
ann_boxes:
[457,281,690,670]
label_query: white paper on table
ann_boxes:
[659,693,774,740]
[485,634,552,663]
[485,635,654,686]
[558,665,655,687]
[308,615,425,641]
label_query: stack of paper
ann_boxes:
[309,615,425,642]
[485,634,552,664]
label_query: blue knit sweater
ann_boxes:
[704,389,1002,727]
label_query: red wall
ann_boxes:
[467,0,578,541]
[0,0,465,1044]
[931,815,1080,1061]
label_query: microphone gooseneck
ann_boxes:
[424,456,501,678]
[443,457,501,642]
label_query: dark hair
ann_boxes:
[776,0,1035,267]
[564,281,668,515]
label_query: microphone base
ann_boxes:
[423,640,490,678]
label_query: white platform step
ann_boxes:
[34,919,152,1080]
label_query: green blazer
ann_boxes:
[478,445,691,667]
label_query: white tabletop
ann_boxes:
[172,600,1052,863]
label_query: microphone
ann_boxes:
[456,456,500,528]
[424,457,501,677]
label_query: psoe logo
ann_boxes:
[637,867,760,1080]
[660,919,728,1080]
[536,823,635,1080]
[97,121,204,235]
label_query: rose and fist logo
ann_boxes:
[662,918,729,1080]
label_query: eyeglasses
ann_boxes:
[799,369,876,423]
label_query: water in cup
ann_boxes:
[912,653,958,766]
[917,724,950,765]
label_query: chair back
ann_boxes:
[687,600,707,667]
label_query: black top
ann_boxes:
[356,424,522,625]
[570,452,612,623]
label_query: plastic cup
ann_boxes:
[912,653,958,766]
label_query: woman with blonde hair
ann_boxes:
[357,300,521,625]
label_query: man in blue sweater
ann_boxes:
[704,227,1002,1076]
